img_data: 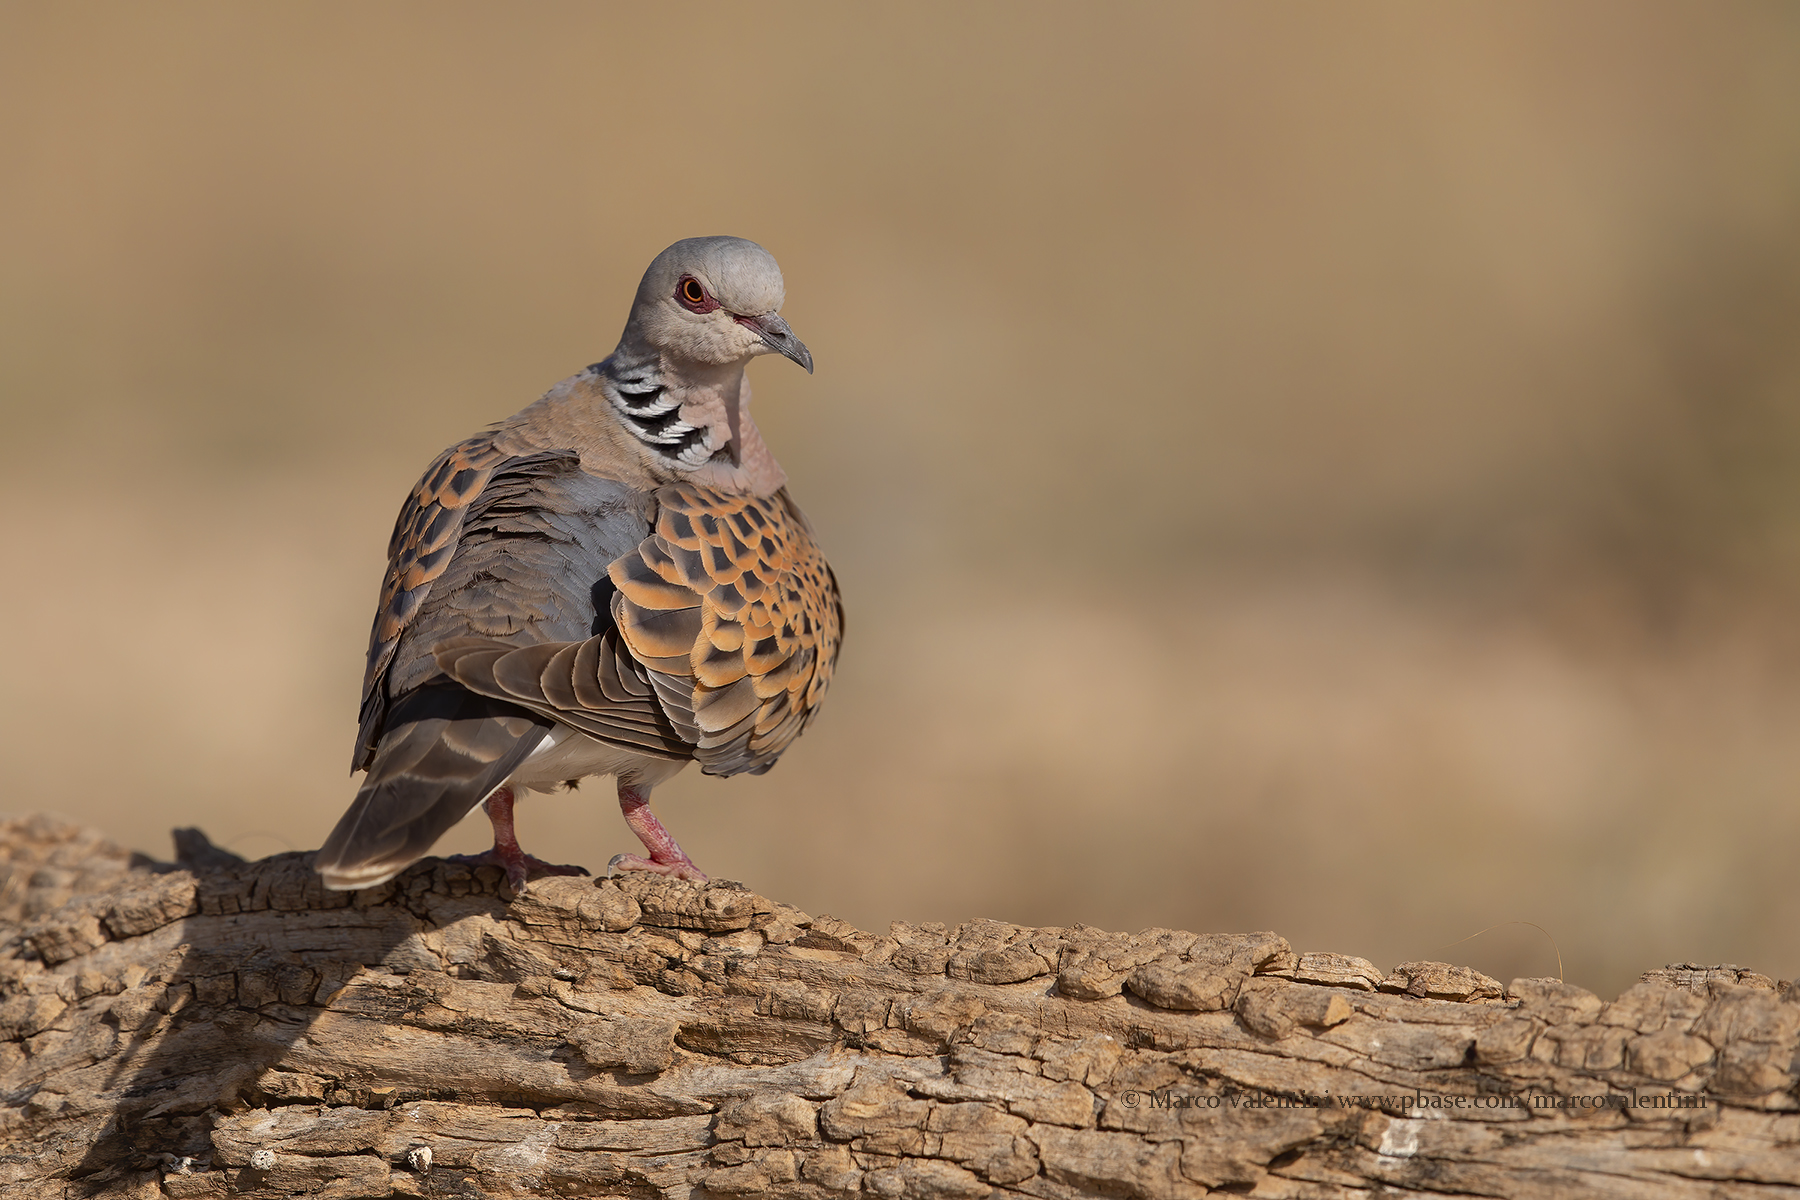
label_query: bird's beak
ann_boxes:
[736,311,814,374]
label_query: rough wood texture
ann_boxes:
[4,815,1799,1199]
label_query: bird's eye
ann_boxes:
[677,276,713,312]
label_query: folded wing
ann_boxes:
[433,481,843,778]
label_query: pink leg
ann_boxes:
[448,785,590,890]
[608,784,708,882]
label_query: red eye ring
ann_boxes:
[676,275,718,313]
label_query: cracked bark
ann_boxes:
[4,815,1799,1200]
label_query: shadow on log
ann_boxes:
[3,814,1799,1199]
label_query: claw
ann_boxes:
[448,848,589,891]
[607,851,707,882]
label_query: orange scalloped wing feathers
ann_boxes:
[607,482,843,776]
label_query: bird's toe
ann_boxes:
[607,852,709,883]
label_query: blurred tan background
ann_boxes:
[3,2,1798,999]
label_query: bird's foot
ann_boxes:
[614,784,709,882]
[454,784,590,891]
[606,851,709,882]
[447,848,590,892]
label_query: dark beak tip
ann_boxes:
[746,311,813,375]
[777,334,813,375]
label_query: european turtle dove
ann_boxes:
[315,237,842,890]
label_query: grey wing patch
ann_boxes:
[319,686,551,889]
[355,446,653,768]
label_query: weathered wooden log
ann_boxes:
[3,814,1799,1199]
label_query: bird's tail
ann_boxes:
[316,687,549,890]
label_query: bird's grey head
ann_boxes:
[619,236,813,374]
